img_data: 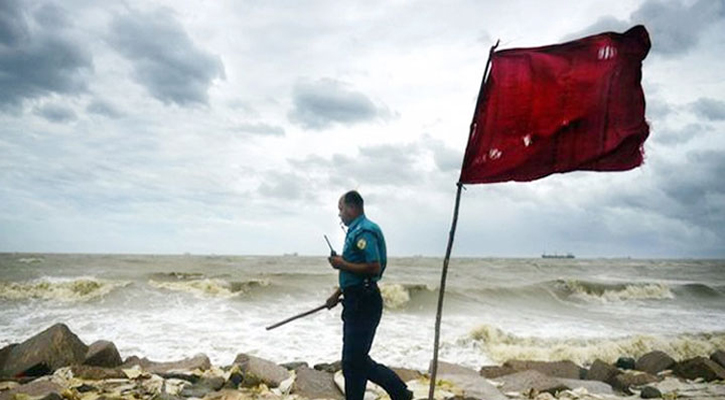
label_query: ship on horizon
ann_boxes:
[541,252,575,259]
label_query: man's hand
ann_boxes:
[326,289,342,309]
[328,255,345,270]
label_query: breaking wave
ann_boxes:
[148,278,270,298]
[556,279,674,302]
[0,277,129,302]
[380,283,436,310]
[469,324,725,366]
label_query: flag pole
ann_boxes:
[427,39,499,400]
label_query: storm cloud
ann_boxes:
[288,78,392,130]
[0,1,92,111]
[566,0,725,57]
[108,7,225,107]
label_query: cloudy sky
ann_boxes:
[1,0,724,258]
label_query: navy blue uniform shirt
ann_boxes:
[339,214,387,289]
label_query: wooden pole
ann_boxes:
[427,40,499,400]
[427,182,463,400]
[265,300,340,330]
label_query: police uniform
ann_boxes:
[339,214,410,400]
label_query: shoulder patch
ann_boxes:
[356,238,367,250]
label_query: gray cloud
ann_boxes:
[652,123,707,145]
[87,99,123,118]
[257,171,309,200]
[566,0,724,57]
[690,97,725,121]
[0,0,92,111]
[34,103,77,122]
[288,78,391,130]
[108,7,225,106]
[234,122,285,136]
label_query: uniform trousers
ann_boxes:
[341,282,409,400]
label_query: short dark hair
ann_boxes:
[342,190,364,210]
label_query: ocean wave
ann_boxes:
[17,257,44,264]
[148,278,270,298]
[0,277,129,302]
[469,324,725,366]
[148,271,207,281]
[380,283,435,309]
[557,279,674,302]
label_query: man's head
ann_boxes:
[338,190,364,226]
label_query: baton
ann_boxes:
[265,299,341,331]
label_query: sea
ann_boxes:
[1,254,724,371]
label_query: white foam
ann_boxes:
[148,278,269,299]
[0,277,129,302]
[469,324,725,366]
[566,280,674,302]
[380,283,410,309]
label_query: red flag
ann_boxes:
[459,25,651,184]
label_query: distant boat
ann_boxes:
[541,253,575,259]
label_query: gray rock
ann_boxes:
[586,359,621,384]
[0,344,17,373]
[0,379,62,400]
[558,378,613,395]
[292,366,343,400]
[280,361,309,370]
[179,376,225,398]
[480,365,518,379]
[640,385,662,399]
[84,340,122,368]
[122,354,211,374]
[611,371,659,393]
[232,353,290,388]
[70,365,126,380]
[495,370,569,395]
[314,360,342,373]
[635,351,675,375]
[711,350,725,369]
[392,367,422,383]
[435,361,508,400]
[1,323,88,378]
[616,357,636,370]
[674,356,725,382]
[504,360,585,379]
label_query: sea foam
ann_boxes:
[561,279,674,302]
[148,278,270,298]
[469,324,725,366]
[0,277,128,302]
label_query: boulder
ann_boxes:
[84,340,122,368]
[611,371,658,393]
[495,370,569,395]
[292,366,343,400]
[640,385,662,399]
[280,361,308,370]
[435,361,508,400]
[1,323,88,378]
[0,379,62,400]
[314,360,342,373]
[558,378,613,395]
[121,354,210,374]
[673,356,725,382]
[616,357,636,370]
[392,367,422,383]
[70,365,127,380]
[711,350,725,369]
[635,351,675,375]
[504,360,585,379]
[232,353,290,388]
[480,365,517,379]
[179,376,225,398]
[586,359,621,384]
[0,344,17,372]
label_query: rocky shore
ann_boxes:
[2,324,724,400]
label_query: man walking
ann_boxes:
[327,190,413,400]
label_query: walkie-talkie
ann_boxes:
[323,235,337,256]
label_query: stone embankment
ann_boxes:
[2,324,725,400]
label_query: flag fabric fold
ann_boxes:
[459,25,651,184]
